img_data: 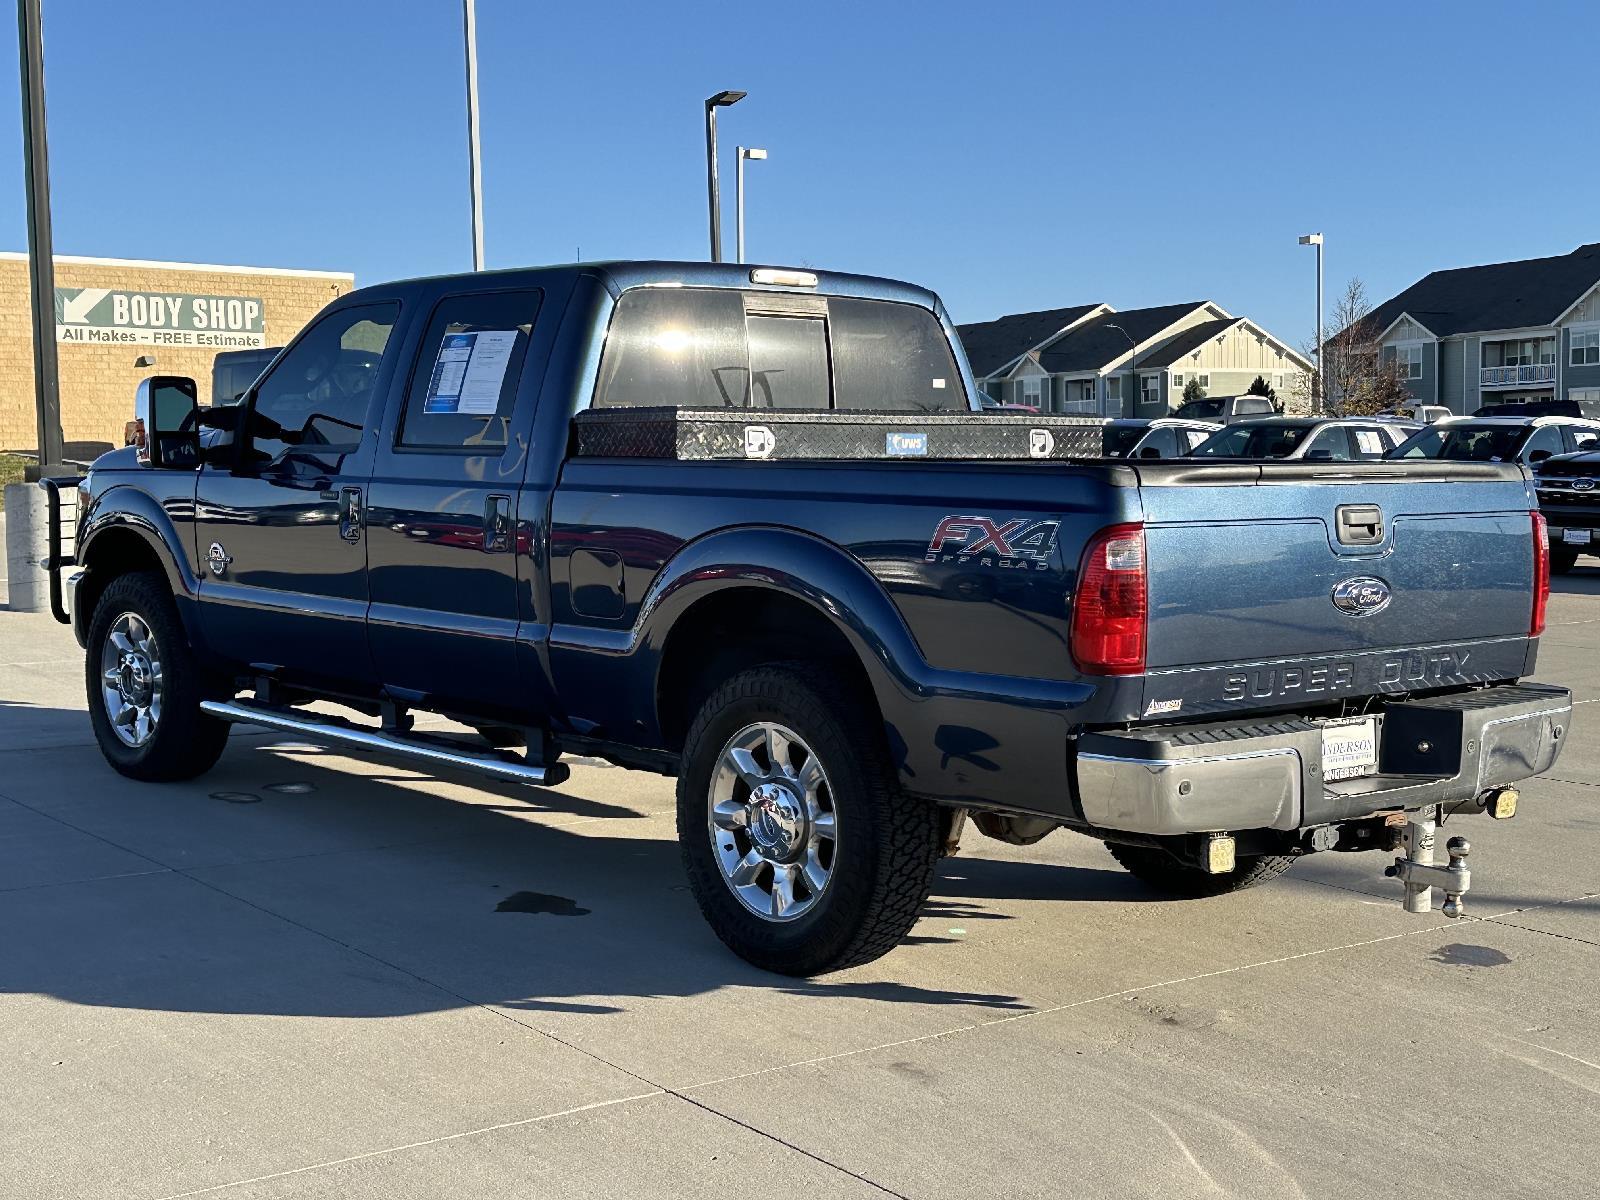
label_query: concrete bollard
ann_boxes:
[4,482,52,613]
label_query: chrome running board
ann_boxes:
[200,699,569,788]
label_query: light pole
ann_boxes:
[704,90,746,262]
[736,146,766,264]
[1299,233,1324,411]
[17,0,62,473]
[1105,322,1137,416]
[463,0,484,270]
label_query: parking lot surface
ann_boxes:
[2,575,1597,1199]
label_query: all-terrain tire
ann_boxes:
[676,663,942,975]
[1104,841,1295,898]
[85,570,231,782]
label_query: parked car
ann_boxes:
[210,346,282,407]
[46,260,1567,974]
[1530,450,1600,573]
[1187,416,1418,461]
[1387,416,1600,466]
[1101,417,1219,458]
[1170,393,1277,423]
[1381,403,1453,424]
[1476,397,1600,420]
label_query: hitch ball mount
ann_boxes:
[1384,807,1471,917]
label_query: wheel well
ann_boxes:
[655,588,880,751]
[79,529,167,628]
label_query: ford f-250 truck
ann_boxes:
[46,261,1569,975]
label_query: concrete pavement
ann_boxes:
[1,582,1596,1199]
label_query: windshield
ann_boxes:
[1190,423,1312,458]
[1174,400,1223,420]
[1102,426,1147,456]
[1387,425,1526,461]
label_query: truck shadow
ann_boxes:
[1550,568,1600,596]
[2,719,1054,1020]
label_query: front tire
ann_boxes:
[1104,841,1295,897]
[676,664,942,975]
[86,571,230,781]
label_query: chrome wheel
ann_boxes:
[99,611,163,748]
[708,721,837,923]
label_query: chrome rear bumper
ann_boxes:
[1075,683,1570,836]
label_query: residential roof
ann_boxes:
[1366,242,1600,338]
[1036,303,1207,373]
[954,303,1101,376]
[1132,317,1239,368]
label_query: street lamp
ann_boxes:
[1299,233,1324,411]
[463,0,484,270]
[704,90,746,262]
[736,146,766,264]
[17,0,62,473]
[1105,322,1137,416]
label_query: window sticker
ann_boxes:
[1355,430,1384,455]
[423,329,520,415]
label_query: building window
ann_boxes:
[1398,344,1423,379]
[1198,374,1210,388]
[1140,375,1160,406]
[1572,329,1600,367]
[1021,377,1043,408]
[1172,374,1184,388]
[1105,376,1121,401]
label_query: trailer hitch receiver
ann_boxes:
[1384,808,1471,917]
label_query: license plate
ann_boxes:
[1563,528,1590,545]
[1322,717,1378,782]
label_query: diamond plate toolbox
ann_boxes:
[570,407,1108,462]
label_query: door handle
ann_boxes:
[484,494,512,552]
[339,487,364,544]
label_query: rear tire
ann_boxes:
[86,571,230,782]
[1550,545,1580,575]
[1105,841,1295,897]
[676,663,942,975]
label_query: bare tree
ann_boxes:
[1295,278,1414,417]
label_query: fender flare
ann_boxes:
[75,485,205,645]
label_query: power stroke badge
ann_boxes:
[925,515,1060,570]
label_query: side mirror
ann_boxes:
[129,376,200,469]
[1528,449,1554,463]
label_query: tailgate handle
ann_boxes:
[1336,503,1384,546]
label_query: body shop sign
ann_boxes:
[54,287,265,348]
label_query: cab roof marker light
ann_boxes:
[750,268,817,288]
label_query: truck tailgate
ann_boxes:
[1133,462,1539,716]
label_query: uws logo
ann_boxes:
[925,514,1060,571]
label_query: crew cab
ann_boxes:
[48,261,1569,974]
[1170,393,1276,423]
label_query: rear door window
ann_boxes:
[398,290,542,448]
[1350,427,1390,458]
[1305,428,1355,460]
[1566,426,1600,453]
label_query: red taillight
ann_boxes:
[1071,522,1147,675]
[1531,510,1549,636]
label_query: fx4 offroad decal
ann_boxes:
[924,515,1061,570]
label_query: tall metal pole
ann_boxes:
[1316,238,1325,414]
[736,145,746,265]
[705,104,723,262]
[17,0,62,470]
[462,0,484,271]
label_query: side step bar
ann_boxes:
[199,699,570,789]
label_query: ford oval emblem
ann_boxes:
[1572,478,1596,491]
[1332,576,1392,617]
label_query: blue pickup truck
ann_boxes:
[48,261,1569,974]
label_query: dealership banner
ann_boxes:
[54,287,266,348]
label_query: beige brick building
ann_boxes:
[0,253,353,452]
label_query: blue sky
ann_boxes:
[2,0,1596,345]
